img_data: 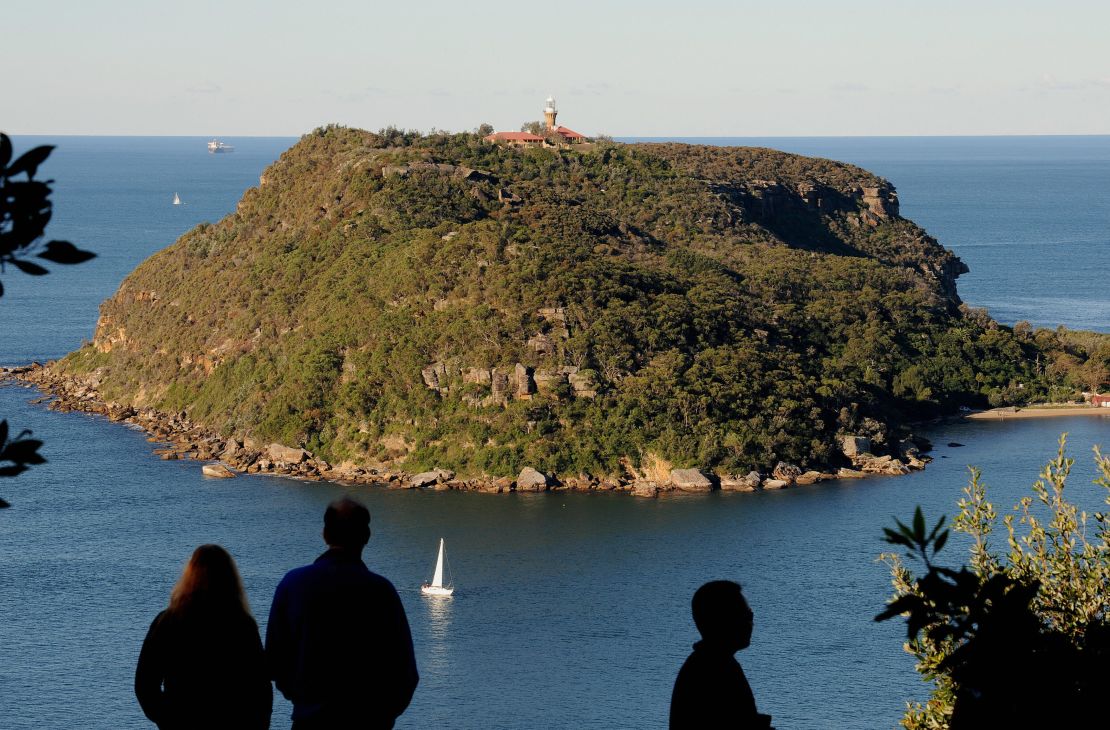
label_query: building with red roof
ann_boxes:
[485,96,590,148]
[483,131,545,147]
[553,125,586,142]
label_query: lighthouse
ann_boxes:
[543,96,558,131]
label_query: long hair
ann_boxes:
[167,544,252,619]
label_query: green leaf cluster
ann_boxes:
[880,438,1110,728]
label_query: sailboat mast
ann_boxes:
[432,538,445,588]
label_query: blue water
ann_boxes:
[2,136,1109,729]
[0,136,294,362]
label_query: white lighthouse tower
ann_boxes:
[543,95,558,131]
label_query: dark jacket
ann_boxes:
[266,548,419,729]
[135,607,272,730]
[670,641,771,729]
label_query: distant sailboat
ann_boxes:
[172,192,181,205]
[420,538,454,596]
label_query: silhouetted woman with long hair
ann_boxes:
[136,544,272,729]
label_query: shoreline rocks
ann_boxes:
[516,467,552,492]
[670,468,713,492]
[2,363,936,499]
[201,464,237,479]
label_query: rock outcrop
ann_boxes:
[201,464,236,478]
[409,468,454,488]
[840,435,871,458]
[516,467,551,492]
[720,472,762,492]
[670,468,714,492]
[268,443,309,464]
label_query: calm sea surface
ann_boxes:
[2,136,1109,729]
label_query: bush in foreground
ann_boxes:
[879,436,1110,728]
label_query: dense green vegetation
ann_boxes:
[880,441,1110,728]
[58,126,1109,478]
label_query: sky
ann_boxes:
[4,0,1110,137]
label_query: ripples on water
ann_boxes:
[1,136,1109,728]
[3,387,1108,729]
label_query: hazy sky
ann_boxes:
[5,0,1109,136]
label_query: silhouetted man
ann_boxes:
[266,497,418,729]
[670,580,772,729]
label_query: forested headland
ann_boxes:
[45,127,1110,487]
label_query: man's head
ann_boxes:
[692,580,754,652]
[323,496,372,551]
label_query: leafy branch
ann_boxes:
[878,443,1110,728]
[1,133,96,296]
[1,132,96,507]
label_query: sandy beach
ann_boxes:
[967,406,1110,420]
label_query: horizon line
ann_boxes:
[6,131,1110,139]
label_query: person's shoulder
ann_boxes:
[146,609,169,633]
[274,562,319,592]
[284,562,317,578]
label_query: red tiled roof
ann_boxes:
[555,125,586,139]
[485,131,545,142]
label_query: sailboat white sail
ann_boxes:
[173,192,181,205]
[420,538,454,596]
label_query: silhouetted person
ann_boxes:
[670,581,772,729]
[135,544,272,729]
[266,497,418,729]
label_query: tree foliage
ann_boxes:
[0,132,96,506]
[879,438,1110,728]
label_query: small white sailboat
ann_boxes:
[172,192,181,205]
[420,538,454,597]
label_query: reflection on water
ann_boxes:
[420,594,453,678]
[423,594,454,643]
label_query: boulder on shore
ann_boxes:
[670,468,714,492]
[772,462,803,485]
[201,464,236,479]
[853,454,911,475]
[516,467,551,492]
[631,480,660,498]
[267,443,308,464]
[408,468,455,488]
[720,471,762,492]
[475,480,505,494]
[840,435,872,458]
[762,478,790,490]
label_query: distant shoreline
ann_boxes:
[967,406,1110,421]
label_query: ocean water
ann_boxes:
[1,136,1109,730]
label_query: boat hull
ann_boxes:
[420,584,454,597]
